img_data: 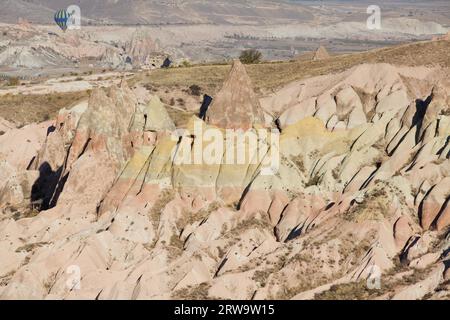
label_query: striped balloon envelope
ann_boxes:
[54,9,70,31]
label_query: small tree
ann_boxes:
[189,84,202,96]
[239,49,262,64]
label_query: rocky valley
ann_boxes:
[0,0,449,302]
[0,36,449,299]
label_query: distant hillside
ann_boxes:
[0,0,315,25]
[141,39,450,93]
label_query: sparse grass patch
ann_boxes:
[0,270,15,287]
[168,233,184,260]
[252,270,272,288]
[149,188,175,228]
[173,282,213,300]
[43,272,58,294]
[314,281,380,300]
[179,201,222,229]
[0,91,89,125]
[165,106,194,128]
[291,155,306,172]
[332,167,341,180]
[232,216,272,235]
[305,174,321,187]
[345,187,390,222]
[217,246,227,259]
[15,241,49,253]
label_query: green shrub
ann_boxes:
[239,49,262,64]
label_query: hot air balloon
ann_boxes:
[54,9,70,31]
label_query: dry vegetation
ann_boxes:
[315,262,439,300]
[2,40,448,127]
[345,188,391,223]
[314,281,381,300]
[149,188,176,229]
[172,282,213,300]
[139,40,450,95]
[165,105,194,128]
[0,91,89,126]
[15,241,49,253]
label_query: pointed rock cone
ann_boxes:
[142,96,175,132]
[125,29,158,66]
[313,45,330,61]
[205,59,265,130]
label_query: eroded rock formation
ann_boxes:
[313,45,330,61]
[205,59,266,130]
[0,62,449,300]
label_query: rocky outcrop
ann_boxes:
[0,122,49,170]
[0,62,448,300]
[0,24,167,71]
[272,64,435,130]
[0,117,14,134]
[125,30,159,68]
[141,96,175,132]
[420,177,450,231]
[313,45,330,61]
[205,60,266,130]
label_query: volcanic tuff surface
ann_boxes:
[205,60,265,130]
[0,24,163,73]
[313,46,330,61]
[0,58,449,299]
